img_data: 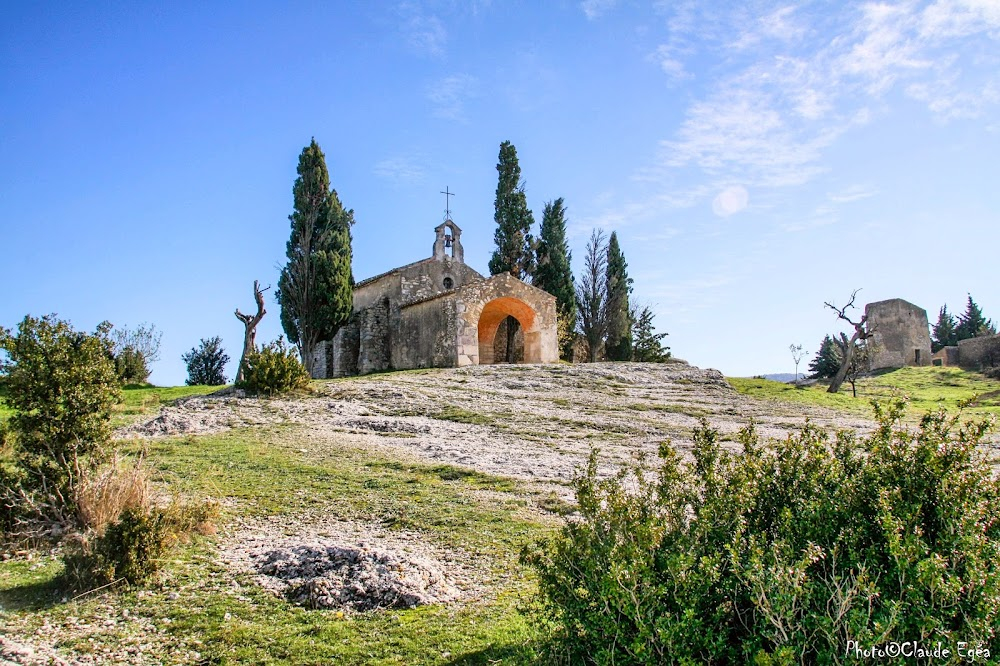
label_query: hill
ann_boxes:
[1,363,997,664]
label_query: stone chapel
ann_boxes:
[308,219,559,378]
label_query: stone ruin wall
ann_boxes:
[957,334,1000,371]
[865,299,932,370]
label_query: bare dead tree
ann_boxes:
[235,280,270,383]
[824,289,876,394]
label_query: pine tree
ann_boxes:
[534,198,576,360]
[182,337,230,386]
[604,232,633,361]
[576,229,608,362]
[631,305,670,362]
[956,294,996,341]
[808,335,841,379]
[488,141,535,280]
[931,305,958,352]
[276,139,354,376]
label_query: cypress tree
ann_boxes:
[931,305,958,352]
[534,198,576,360]
[956,294,995,341]
[808,335,841,379]
[604,232,633,361]
[276,139,354,375]
[576,229,608,363]
[488,140,535,280]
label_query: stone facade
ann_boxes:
[865,298,932,370]
[956,334,1000,371]
[310,220,559,378]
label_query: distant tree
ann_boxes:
[931,305,958,352]
[824,289,875,394]
[488,140,536,281]
[631,304,670,363]
[956,294,996,341]
[0,315,121,522]
[276,138,354,376]
[789,343,805,382]
[235,280,269,383]
[534,198,576,360]
[182,337,230,386]
[604,232,633,362]
[576,229,608,363]
[833,333,874,398]
[808,335,841,379]
[110,323,162,384]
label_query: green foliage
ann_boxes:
[535,198,576,360]
[109,323,161,384]
[238,338,310,397]
[808,335,841,379]
[113,346,149,385]
[524,402,1000,664]
[604,232,633,362]
[956,294,996,341]
[277,138,354,368]
[932,305,958,352]
[181,336,230,386]
[489,140,536,280]
[631,305,670,362]
[0,315,121,521]
[63,507,169,588]
[576,229,608,362]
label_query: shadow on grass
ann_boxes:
[447,641,546,665]
[0,575,66,612]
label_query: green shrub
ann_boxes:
[113,345,150,385]
[0,315,121,525]
[181,336,230,386]
[63,499,219,590]
[523,400,1000,664]
[64,507,169,588]
[238,337,309,396]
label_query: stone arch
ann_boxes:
[477,297,542,364]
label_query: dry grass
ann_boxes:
[75,453,151,534]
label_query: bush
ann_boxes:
[181,336,230,386]
[0,315,121,526]
[63,507,170,588]
[113,346,150,385]
[63,496,220,590]
[109,323,161,384]
[523,400,1000,664]
[238,337,309,396]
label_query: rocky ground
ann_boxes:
[120,361,878,486]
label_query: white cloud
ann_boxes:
[399,3,447,56]
[426,74,478,121]
[828,184,878,204]
[373,156,426,184]
[581,0,617,21]
[712,186,749,217]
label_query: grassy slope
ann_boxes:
[729,366,1000,419]
[0,383,219,426]
[0,424,554,665]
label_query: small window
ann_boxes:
[443,277,454,289]
[914,349,921,364]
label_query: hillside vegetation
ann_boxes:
[729,365,1000,418]
[2,363,998,664]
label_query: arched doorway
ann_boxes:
[477,297,543,364]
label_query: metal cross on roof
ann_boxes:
[440,186,455,220]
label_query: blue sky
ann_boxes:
[2,1,997,385]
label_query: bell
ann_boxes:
[444,236,453,248]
